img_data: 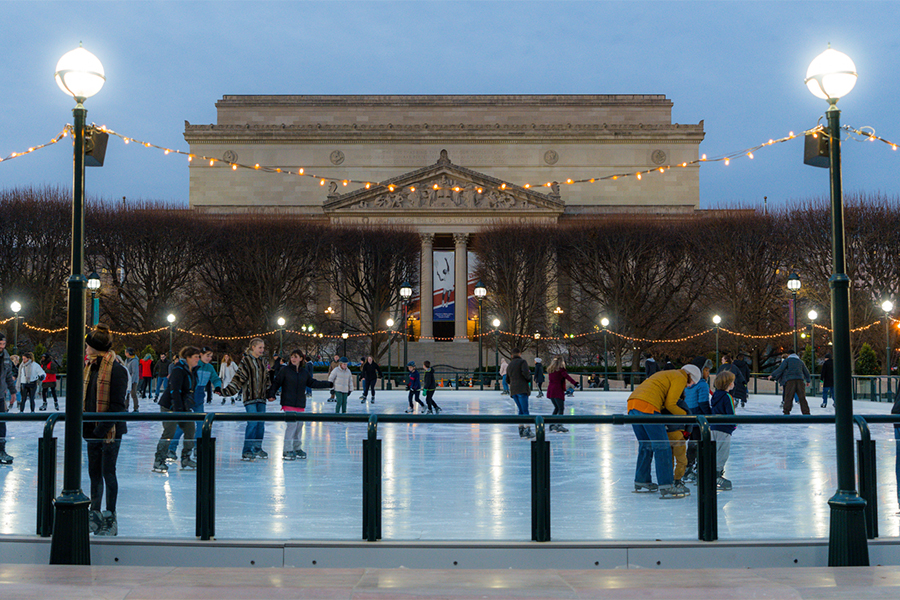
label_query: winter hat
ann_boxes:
[682,364,702,384]
[534,357,542,363]
[690,356,713,372]
[339,356,349,363]
[407,361,416,367]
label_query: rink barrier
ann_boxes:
[8,411,900,545]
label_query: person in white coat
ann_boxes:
[328,357,353,414]
[16,352,45,413]
[218,354,239,404]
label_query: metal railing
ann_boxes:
[5,410,898,544]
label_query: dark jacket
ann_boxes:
[733,357,751,385]
[362,360,383,380]
[0,350,16,397]
[645,358,660,378]
[719,363,747,399]
[407,369,421,391]
[533,361,545,383]
[710,389,736,435]
[423,367,436,391]
[153,357,171,378]
[822,358,834,388]
[771,354,811,384]
[159,359,197,412]
[83,357,129,440]
[269,362,332,409]
[507,356,532,396]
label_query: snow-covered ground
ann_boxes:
[0,389,897,542]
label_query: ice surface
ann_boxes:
[0,389,897,541]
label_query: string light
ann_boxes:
[0,129,68,164]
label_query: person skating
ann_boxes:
[769,353,811,415]
[533,357,545,398]
[39,353,60,411]
[167,347,222,461]
[710,370,738,490]
[153,352,171,402]
[499,358,509,395]
[682,356,713,484]
[404,361,426,413]
[733,353,752,407]
[124,348,140,412]
[644,353,660,379]
[821,353,834,408]
[360,356,382,403]
[626,364,701,499]
[269,350,333,460]
[328,357,354,414]
[327,354,341,402]
[304,354,315,398]
[718,354,747,409]
[221,338,272,460]
[138,353,153,399]
[422,360,441,413]
[218,354,238,404]
[153,346,201,472]
[83,324,128,535]
[15,352,44,413]
[507,348,534,438]
[0,334,17,464]
[546,356,577,432]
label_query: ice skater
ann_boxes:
[218,354,238,404]
[83,324,128,536]
[15,352,44,413]
[329,356,353,414]
[327,354,341,402]
[683,356,713,484]
[153,346,201,472]
[546,356,577,433]
[360,355,382,404]
[507,349,533,438]
[533,357,545,398]
[0,333,17,465]
[422,360,441,414]
[269,350,333,460]
[710,370,737,490]
[167,347,222,462]
[39,353,60,411]
[405,361,426,413]
[769,352,811,415]
[820,353,834,408]
[499,358,509,395]
[221,338,273,460]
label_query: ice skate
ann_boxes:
[659,486,687,499]
[152,459,168,473]
[673,479,691,496]
[554,423,569,433]
[254,449,268,460]
[359,395,366,402]
[683,464,697,483]
[821,401,827,408]
[295,448,307,459]
[89,510,103,534]
[39,403,47,411]
[633,482,659,493]
[181,456,197,470]
[97,511,117,536]
[166,449,177,462]
[283,451,296,461]
[716,471,732,491]
[54,403,59,411]
[241,451,256,461]
[536,392,543,398]
[0,451,13,465]
[405,408,414,413]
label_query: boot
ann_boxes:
[39,403,47,411]
[89,509,103,534]
[97,511,117,536]
[54,402,60,411]
[554,423,569,433]
[716,470,732,491]
[181,455,197,470]
[518,425,527,438]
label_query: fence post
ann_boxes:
[696,416,717,542]
[37,414,62,537]
[531,416,551,542]
[196,413,216,540]
[362,414,382,541]
[853,416,877,539]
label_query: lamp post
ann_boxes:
[601,317,610,391]
[712,315,721,369]
[474,282,487,390]
[787,272,801,353]
[386,318,395,390]
[883,301,894,396]
[277,317,286,357]
[808,310,818,377]
[400,282,412,367]
[167,314,176,358]
[342,332,349,357]
[50,44,105,565]
[87,272,101,326]
[9,302,21,354]
[805,46,868,566]
[492,318,500,390]
[553,306,564,338]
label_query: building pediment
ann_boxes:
[323,150,564,215]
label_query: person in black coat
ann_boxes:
[269,350,332,460]
[83,324,128,536]
[821,353,835,408]
[360,356,383,404]
[719,354,748,407]
[153,346,201,473]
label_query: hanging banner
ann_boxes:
[433,250,454,321]
[467,251,480,320]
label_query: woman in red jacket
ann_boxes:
[138,354,153,398]
[546,356,578,433]
[39,353,59,411]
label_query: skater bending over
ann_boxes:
[269,350,333,460]
[546,356,577,433]
[153,346,200,472]
[627,364,701,499]
[710,370,738,490]
[83,324,128,536]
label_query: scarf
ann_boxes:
[83,350,117,441]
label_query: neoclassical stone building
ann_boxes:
[184,95,704,361]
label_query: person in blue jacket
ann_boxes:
[683,356,713,483]
[405,361,425,414]
[168,346,222,462]
[710,370,737,491]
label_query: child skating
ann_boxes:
[422,361,441,414]
[405,361,426,413]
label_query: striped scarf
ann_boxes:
[83,350,117,442]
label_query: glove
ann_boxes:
[214,387,223,396]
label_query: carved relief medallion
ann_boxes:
[651,149,667,165]
[223,150,238,163]
[330,150,345,165]
[543,149,559,165]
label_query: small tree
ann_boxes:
[855,342,880,375]
[801,344,815,374]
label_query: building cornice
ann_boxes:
[214,94,674,109]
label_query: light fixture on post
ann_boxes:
[492,318,501,390]
[86,272,101,326]
[882,301,894,396]
[712,315,722,368]
[399,282,412,367]
[534,332,541,360]
[166,314,176,358]
[474,282,487,390]
[277,317,286,357]
[601,317,610,391]
[808,310,818,381]
[787,272,802,353]
[341,331,349,356]
[553,306,564,338]
[805,45,868,566]
[50,44,106,565]
[386,318,395,390]
[9,302,21,354]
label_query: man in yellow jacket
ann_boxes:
[627,364,702,499]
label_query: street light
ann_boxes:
[492,318,501,390]
[806,46,867,566]
[50,44,106,565]
[9,302,21,354]
[400,282,412,367]
[87,272,101,326]
[601,317,610,391]
[342,331,349,356]
[712,315,722,368]
[386,318,395,390]
[882,301,894,393]
[553,306,564,337]
[808,310,818,377]
[277,317,286,357]
[787,272,801,353]
[474,281,487,390]
[166,314,176,358]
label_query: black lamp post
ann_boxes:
[342,332,349,357]
[167,314,176,358]
[601,317,610,391]
[400,282,412,367]
[808,310,818,377]
[787,272,801,353]
[9,302,20,355]
[87,272,101,326]
[712,315,721,369]
[474,282,487,390]
[50,44,106,565]
[492,318,500,390]
[386,318,395,390]
[882,301,894,397]
[805,45,868,566]
[277,317,286,357]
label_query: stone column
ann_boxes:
[453,233,469,342]
[420,233,434,342]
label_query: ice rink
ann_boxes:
[0,389,897,542]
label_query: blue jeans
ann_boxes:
[822,386,834,405]
[243,401,266,454]
[168,389,205,453]
[502,375,509,394]
[511,393,530,415]
[629,408,674,488]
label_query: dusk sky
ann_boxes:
[2,1,899,209]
